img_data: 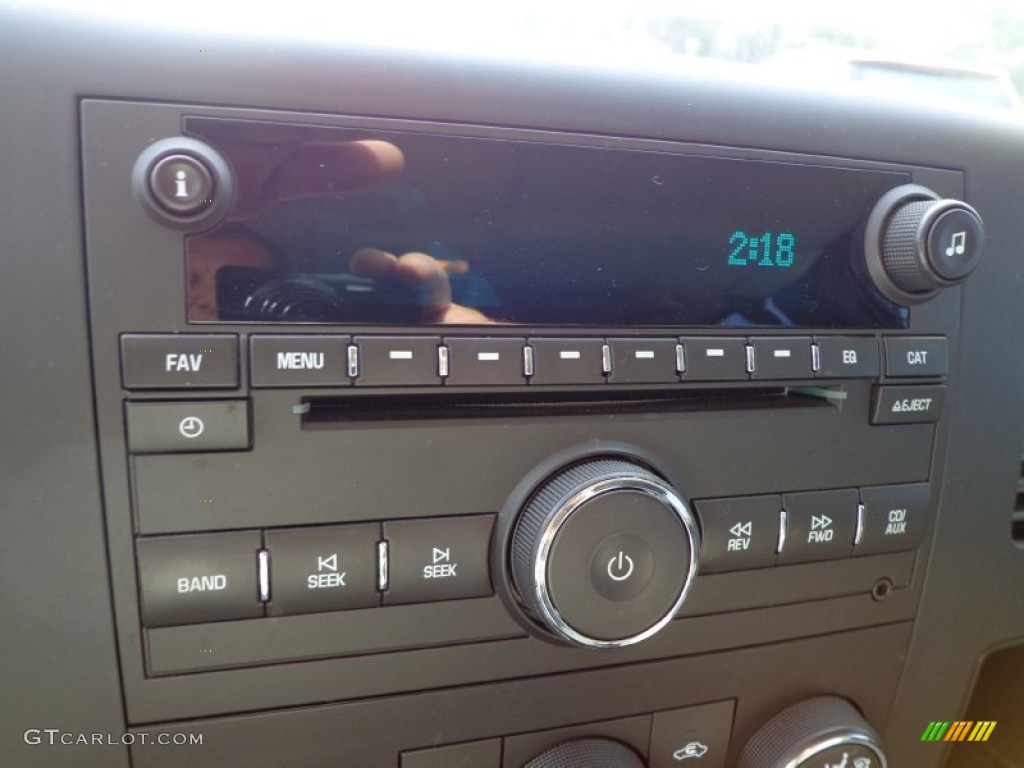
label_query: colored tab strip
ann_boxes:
[922,721,950,742]
[945,721,972,742]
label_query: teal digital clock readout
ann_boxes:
[728,231,796,268]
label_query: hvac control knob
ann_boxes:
[509,458,699,649]
[865,184,984,304]
[738,696,888,768]
[524,737,646,768]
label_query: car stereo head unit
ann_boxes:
[79,97,975,763]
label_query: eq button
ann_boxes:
[814,337,880,378]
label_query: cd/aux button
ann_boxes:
[855,483,930,556]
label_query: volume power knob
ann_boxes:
[509,458,699,649]
[865,184,984,304]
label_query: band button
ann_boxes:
[855,484,930,556]
[136,531,263,627]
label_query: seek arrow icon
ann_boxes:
[811,515,833,531]
[729,521,753,538]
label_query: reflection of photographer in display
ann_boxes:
[188,139,495,324]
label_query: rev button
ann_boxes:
[696,495,780,573]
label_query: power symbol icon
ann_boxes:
[607,551,635,582]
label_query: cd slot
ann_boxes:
[301,386,837,425]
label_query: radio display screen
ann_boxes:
[186,118,910,328]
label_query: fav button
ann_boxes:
[121,334,239,389]
[383,516,495,605]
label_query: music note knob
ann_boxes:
[864,184,984,304]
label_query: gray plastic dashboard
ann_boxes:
[2,7,1024,768]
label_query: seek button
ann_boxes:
[383,516,495,605]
